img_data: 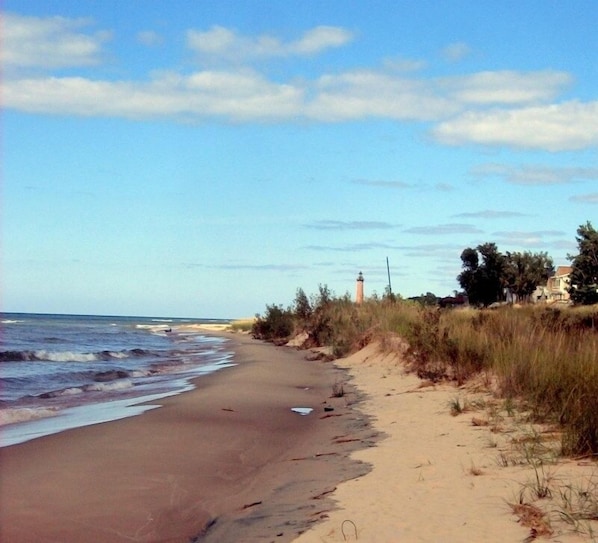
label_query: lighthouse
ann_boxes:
[356,271,364,304]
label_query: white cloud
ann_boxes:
[446,70,571,105]
[433,101,598,151]
[442,42,472,62]
[471,164,598,185]
[2,71,304,121]
[5,67,595,150]
[292,26,353,54]
[307,70,457,121]
[1,12,109,69]
[186,25,353,62]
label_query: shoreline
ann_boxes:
[0,326,235,447]
[3,331,594,542]
[0,332,375,543]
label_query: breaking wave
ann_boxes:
[0,406,60,426]
[38,379,134,399]
[0,348,150,363]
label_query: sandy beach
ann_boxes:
[0,333,374,543]
[1,332,596,543]
[293,342,597,543]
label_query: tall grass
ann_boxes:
[254,294,598,456]
[399,305,598,456]
[229,318,255,333]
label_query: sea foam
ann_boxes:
[35,350,99,363]
[85,380,133,392]
[0,407,59,426]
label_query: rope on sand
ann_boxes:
[341,519,358,540]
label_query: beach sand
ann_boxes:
[2,334,595,543]
[0,333,375,543]
[292,342,597,543]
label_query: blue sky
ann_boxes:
[2,1,597,318]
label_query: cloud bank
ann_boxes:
[2,13,597,152]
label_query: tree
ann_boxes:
[412,292,438,306]
[504,251,554,303]
[252,304,294,341]
[457,243,506,306]
[312,284,332,311]
[293,287,312,323]
[568,221,598,305]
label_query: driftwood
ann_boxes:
[241,500,262,510]
[312,487,337,500]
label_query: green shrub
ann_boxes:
[251,304,294,341]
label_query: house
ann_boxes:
[547,266,573,302]
[438,293,468,308]
[533,265,573,303]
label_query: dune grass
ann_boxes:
[254,293,598,457]
[229,317,255,333]
[395,304,598,457]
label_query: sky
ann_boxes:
[1,1,597,319]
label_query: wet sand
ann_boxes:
[0,333,375,543]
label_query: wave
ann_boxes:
[0,348,151,363]
[40,351,99,362]
[39,380,134,399]
[0,406,60,426]
[135,324,173,334]
[1,319,24,324]
[85,380,134,392]
[93,369,131,382]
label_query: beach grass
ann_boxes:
[229,317,255,333]
[253,292,598,457]
[400,304,598,457]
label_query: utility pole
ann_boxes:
[386,257,392,296]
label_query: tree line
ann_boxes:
[457,221,598,307]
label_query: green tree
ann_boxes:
[413,292,438,306]
[504,251,554,302]
[312,284,332,311]
[568,221,598,305]
[457,243,506,306]
[293,287,312,324]
[252,304,294,341]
